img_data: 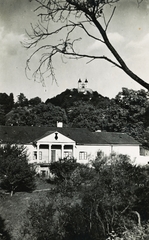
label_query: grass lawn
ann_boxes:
[0,177,55,239]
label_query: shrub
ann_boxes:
[49,157,79,183]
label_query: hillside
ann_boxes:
[45,88,110,109]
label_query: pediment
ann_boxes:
[37,131,75,143]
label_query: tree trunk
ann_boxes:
[10,190,13,197]
[91,15,149,91]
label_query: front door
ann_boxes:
[51,145,62,162]
[51,150,56,162]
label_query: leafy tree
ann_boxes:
[0,144,35,196]
[113,88,149,146]
[31,102,68,126]
[15,93,29,107]
[5,102,68,126]
[115,88,148,122]
[23,152,149,239]
[5,107,36,126]
[49,158,95,197]
[49,158,79,183]
[67,99,127,132]
[25,0,149,90]
[67,101,105,130]
[7,93,14,113]
[144,108,149,127]
[0,93,14,114]
[0,106,5,125]
[29,97,42,106]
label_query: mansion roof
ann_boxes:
[0,126,140,146]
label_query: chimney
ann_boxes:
[57,121,63,128]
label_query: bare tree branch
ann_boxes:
[77,21,104,43]
[132,211,141,227]
[24,0,149,90]
[105,6,116,31]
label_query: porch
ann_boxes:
[34,143,75,164]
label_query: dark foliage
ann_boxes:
[5,102,68,127]
[49,157,79,183]
[0,93,14,115]
[46,89,109,109]
[26,201,57,240]
[28,97,42,106]
[0,215,11,240]
[25,153,149,240]
[1,87,149,148]
[0,144,36,195]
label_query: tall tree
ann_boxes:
[25,0,148,90]
[0,106,5,125]
[0,145,35,196]
[0,93,14,114]
[15,93,28,107]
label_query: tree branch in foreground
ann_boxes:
[24,0,149,90]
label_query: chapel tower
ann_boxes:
[78,79,88,93]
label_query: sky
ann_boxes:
[0,0,149,102]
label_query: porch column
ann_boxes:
[111,145,114,154]
[37,143,40,164]
[72,143,76,159]
[61,144,64,159]
[48,144,51,163]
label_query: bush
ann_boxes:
[49,158,79,183]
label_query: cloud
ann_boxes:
[108,32,125,44]
[124,33,149,65]
[126,33,149,50]
[87,40,104,52]
[87,32,125,53]
[123,33,149,80]
[0,27,26,57]
[0,0,37,35]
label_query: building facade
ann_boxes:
[0,125,145,177]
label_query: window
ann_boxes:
[64,151,72,158]
[33,151,42,160]
[39,151,42,160]
[33,151,37,160]
[51,145,61,149]
[39,144,49,149]
[51,150,56,162]
[41,170,46,177]
[79,151,87,160]
[64,145,73,150]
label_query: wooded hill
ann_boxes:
[1,88,149,149]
